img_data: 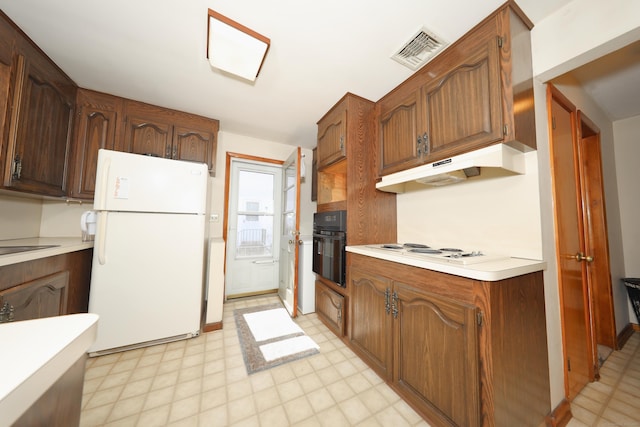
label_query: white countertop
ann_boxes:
[0,313,99,427]
[0,237,94,267]
[347,245,546,281]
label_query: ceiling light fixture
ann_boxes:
[207,9,270,82]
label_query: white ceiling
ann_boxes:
[1,0,636,149]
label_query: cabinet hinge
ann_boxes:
[567,358,571,372]
[476,311,483,326]
[497,36,503,48]
[552,116,557,130]
[503,124,509,136]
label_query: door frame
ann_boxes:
[576,111,618,352]
[223,152,284,297]
[547,83,617,400]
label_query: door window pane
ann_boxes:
[236,170,275,258]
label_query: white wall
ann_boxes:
[531,0,640,411]
[0,193,42,240]
[613,115,640,322]
[396,151,542,259]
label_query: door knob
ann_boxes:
[574,252,594,263]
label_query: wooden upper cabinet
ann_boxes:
[317,104,346,169]
[378,88,422,175]
[0,14,16,183]
[4,38,76,196]
[377,2,535,177]
[69,89,123,199]
[421,28,503,161]
[124,114,173,158]
[123,100,218,175]
[173,122,217,175]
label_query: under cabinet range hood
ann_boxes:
[376,143,526,193]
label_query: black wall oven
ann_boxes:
[312,210,346,287]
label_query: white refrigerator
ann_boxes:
[87,149,208,355]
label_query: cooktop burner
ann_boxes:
[407,248,442,254]
[369,243,509,265]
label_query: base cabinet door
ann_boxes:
[393,282,480,427]
[314,280,345,336]
[0,271,69,322]
[348,266,393,378]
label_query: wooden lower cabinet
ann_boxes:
[0,271,69,321]
[393,281,480,427]
[314,279,345,336]
[347,253,550,427]
[0,249,93,323]
[349,268,393,377]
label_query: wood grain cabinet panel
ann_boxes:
[4,37,76,196]
[69,89,123,199]
[422,33,503,160]
[393,282,480,427]
[378,89,422,175]
[348,267,393,378]
[123,100,218,175]
[314,280,345,336]
[317,106,346,169]
[0,271,69,322]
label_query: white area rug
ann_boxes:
[243,308,303,341]
[234,303,320,374]
[259,335,320,362]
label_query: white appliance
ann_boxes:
[365,243,509,265]
[297,235,315,314]
[88,149,208,356]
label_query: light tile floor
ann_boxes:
[567,331,640,427]
[80,294,640,427]
[80,295,429,426]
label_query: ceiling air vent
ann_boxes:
[391,27,447,70]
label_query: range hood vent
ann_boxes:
[376,144,526,193]
[391,27,447,70]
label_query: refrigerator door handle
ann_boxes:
[98,156,111,209]
[97,212,108,265]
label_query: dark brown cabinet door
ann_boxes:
[124,115,172,158]
[173,122,218,175]
[5,40,76,196]
[314,280,345,336]
[123,101,218,175]
[378,89,423,176]
[393,282,480,427]
[421,35,503,161]
[69,90,123,199]
[348,267,393,378]
[317,105,346,168]
[0,271,69,322]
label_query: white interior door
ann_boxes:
[279,147,301,316]
[225,160,282,297]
